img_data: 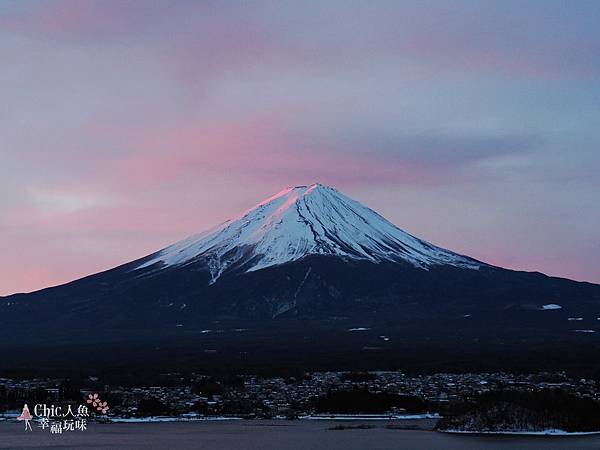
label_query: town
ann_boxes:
[1,371,598,420]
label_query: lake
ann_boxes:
[2,419,600,449]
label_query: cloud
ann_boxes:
[3,1,600,80]
[297,130,542,170]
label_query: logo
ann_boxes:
[86,393,109,413]
[17,404,33,431]
[18,393,109,434]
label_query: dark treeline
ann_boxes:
[4,336,600,382]
[437,390,600,433]
[312,388,429,414]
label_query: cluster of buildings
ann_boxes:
[216,371,600,417]
[1,371,598,419]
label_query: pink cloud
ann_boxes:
[6,1,596,81]
[109,114,440,190]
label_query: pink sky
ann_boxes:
[1,1,599,295]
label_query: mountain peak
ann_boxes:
[272,183,332,201]
[290,182,325,189]
[136,184,482,282]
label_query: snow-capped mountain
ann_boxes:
[2,182,599,373]
[137,183,481,282]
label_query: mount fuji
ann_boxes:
[136,183,481,283]
[1,183,599,372]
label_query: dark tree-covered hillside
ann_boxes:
[437,390,600,433]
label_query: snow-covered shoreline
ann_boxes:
[106,414,440,423]
[299,413,440,420]
[109,416,244,423]
[440,428,600,436]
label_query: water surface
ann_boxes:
[1,420,599,449]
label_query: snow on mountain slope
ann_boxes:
[136,183,482,282]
